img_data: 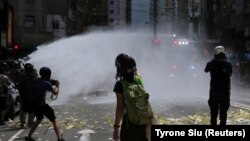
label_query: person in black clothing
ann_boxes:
[113,53,148,141]
[25,67,64,141]
[18,63,36,128]
[205,46,232,125]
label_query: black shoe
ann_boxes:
[24,136,36,141]
[58,138,66,141]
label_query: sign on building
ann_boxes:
[1,32,7,47]
[7,7,13,46]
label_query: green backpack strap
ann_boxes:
[134,75,144,87]
[120,75,144,99]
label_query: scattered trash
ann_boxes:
[154,109,250,125]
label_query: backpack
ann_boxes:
[121,76,153,125]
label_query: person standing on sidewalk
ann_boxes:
[205,46,233,125]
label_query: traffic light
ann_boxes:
[13,44,20,50]
[152,37,161,46]
[11,44,21,59]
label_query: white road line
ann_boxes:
[7,129,24,141]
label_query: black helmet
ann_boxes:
[39,67,51,79]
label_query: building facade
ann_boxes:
[165,0,178,33]
[8,0,77,50]
[131,0,151,28]
[177,0,189,36]
[0,0,14,60]
[0,0,13,48]
[108,0,128,28]
[151,0,188,35]
[76,0,108,32]
[188,0,201,39]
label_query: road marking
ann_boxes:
[77,129,96,141]
[8,129,24,141]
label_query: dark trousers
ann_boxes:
[208,90,230,125]
[120,117,148,141]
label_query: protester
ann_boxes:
[25,67,64,141]
[7,61,22,86]
[205,46,233,125]
[18,63,37,127]
[113,53,153,141]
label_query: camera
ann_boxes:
[50,79,59,86]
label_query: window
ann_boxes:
[52,21,59,30]
[24,16,35,28]
[109,18,114,23]
[109,1,114,5]
[110,10,114,14]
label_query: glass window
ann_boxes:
[52,21,59,30]
[109,1,114,5]
[24,16,35,28]
[110,10,114,14]
[109,18,114,23]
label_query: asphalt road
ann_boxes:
[0,85,249,141]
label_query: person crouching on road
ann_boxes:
[25,67,65,141]
[205,46,232,125]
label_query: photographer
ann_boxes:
[205,46,232,125]
[25,67,64,141]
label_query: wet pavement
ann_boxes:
[0,88,250,141]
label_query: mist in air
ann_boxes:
[27,29,211,105]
